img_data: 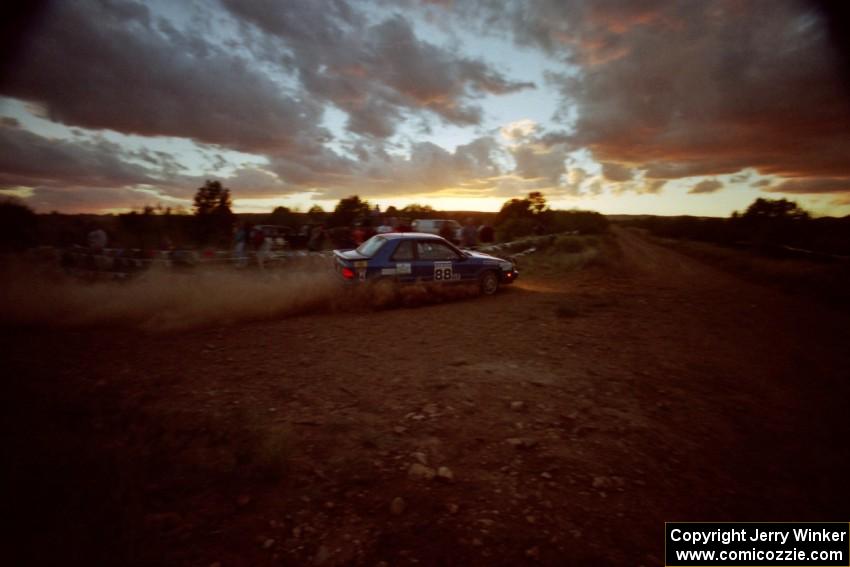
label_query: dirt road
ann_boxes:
[5,228,849,566]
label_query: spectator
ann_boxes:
[461,217,477,247]
[255,228,272,269]
[439,222,455,242]
[478,224,494,243]
[362,219,377,241]
[87,226,108,251]
[233,222,247,266]
[352,223,366,245]
[308,225,326,251]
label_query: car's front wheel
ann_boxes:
[479,271,500,295]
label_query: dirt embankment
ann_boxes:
[4,228,849,566]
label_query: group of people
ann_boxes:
[232,223,272,268]
[307,218,408,251]
[232,216,496,260]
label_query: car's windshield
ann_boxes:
[355,235,386,257]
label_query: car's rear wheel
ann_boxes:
[479,271,499,295]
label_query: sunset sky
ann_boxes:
[1,0,849,216]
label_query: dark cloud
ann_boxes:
[5,0,849,211]
[222,1,534,137]
[0,124,300,209]
[23,186,158,214]
[767,177,850,194]
[511,143,568,185]
[730,171,753,183]
[1,1,329,154]
[639,179,666,194]
[0,0,540,211]
[266,135,507,199]
[0,125,155,189]
[601,162,634,182]
[218,167,288,198]
[481,0,850,190]
[689,179,723,194]
[496,122,573,191]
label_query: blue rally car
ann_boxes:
[334,233,518,295]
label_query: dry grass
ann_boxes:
[518,234,621,276]
[660,238,850,308]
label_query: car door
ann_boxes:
[413,239,464,283]
[388,239,416,283]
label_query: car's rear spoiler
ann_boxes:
[333,249,369,263]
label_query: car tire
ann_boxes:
[479,270,500,295]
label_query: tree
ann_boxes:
[528,191,548,214]
[269,206,295,227]
[307,205,326,223]
[736,198,811,249]
[329,195,372,227]
[496,198,533,224]
[740,198,809,222]
[118,203,190,249]
[193,180,233,216]
[400,203,434,216]
[495,192,550,223]
[192,180,235,245]
[0,198,37,251]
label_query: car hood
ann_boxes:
[465,250,509,263]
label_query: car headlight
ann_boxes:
[499,261,513,271]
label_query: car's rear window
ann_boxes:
[356,235,386,257]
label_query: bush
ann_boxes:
[495,218,537,242]
[0,199,37,251]
[547,210,609,234]
[551,235,588,254]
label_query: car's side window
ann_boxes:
[416,241,459,261]
[391,240,415,261]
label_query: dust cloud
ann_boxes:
[0,252,498,331]
[0,265,344,332]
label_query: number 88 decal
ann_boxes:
[434,262,453,281]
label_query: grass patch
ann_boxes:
[517,234,621,276]
[661,238,850,308]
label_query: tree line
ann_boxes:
[0,183,604,251]
[623,198,850,257]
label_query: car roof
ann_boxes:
[379,232,445,241]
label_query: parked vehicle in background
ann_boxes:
[410,219,462,244]
[333,233,518,295]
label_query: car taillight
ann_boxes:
[341,267,355,279]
